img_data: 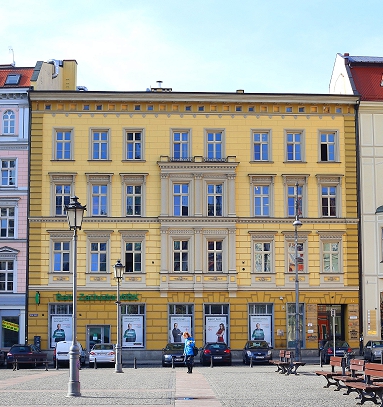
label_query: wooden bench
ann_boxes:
[345,363,383,406]
[332,358,365,393]
[269,350,306,375]
[315,356,347,388]
[270,350,290,374]
[11,353,49,371]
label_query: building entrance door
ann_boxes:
[86,325,110,352]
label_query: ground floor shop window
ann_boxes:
[1,316,19,347]
[49,304,73,348]
[168,304,193,343]
[204,304,229,344]
[121,304,145,348]
[287,303,304,348]
[248,303,273,345]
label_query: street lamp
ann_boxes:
[293,182,302,362]
[114,259,125,373]
[65,196,86,397]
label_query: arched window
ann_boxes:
[3,110,15,134]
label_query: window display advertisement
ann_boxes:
[250,315,272,345]
[169,316,191,343]
[122,315,143,347]
[205,316,227,343]
[51,316,72,348]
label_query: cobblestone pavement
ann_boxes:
[0,363,361,407]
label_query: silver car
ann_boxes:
[89,343,115,367]
[363,340,383,362]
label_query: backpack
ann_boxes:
[193,343,198,356]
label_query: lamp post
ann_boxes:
[65,196,86,397]
[114,259,125,373]
[292,182,302,362]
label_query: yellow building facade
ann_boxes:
[28,90,359,356]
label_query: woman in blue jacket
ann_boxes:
[183,331,195,374]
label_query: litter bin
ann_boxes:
[34,335,41,350]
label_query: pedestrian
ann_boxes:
[183,331,195,374]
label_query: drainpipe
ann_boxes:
[355,99,363,345]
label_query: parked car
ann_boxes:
[89,343,115,367]
[161,343,185,367]
[320,340,353,364]
[53,341,86,367]
[363,340,383,362]
[199,342,232,366]
[6,344,45,368]
[242,340,273,364]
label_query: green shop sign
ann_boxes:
[55,293,139,302]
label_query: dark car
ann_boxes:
[200,342,232,366]
[6,344,45,368]
[363,340,383,362]
[320,340,353,364]
[242,340,273,364]
[162,343,185,367]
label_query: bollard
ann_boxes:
[55,357,58,370]
[94,358,97,369]
[134,357,137,369]
[250,356,253,368]
[172,357,175,369]
[210,355,213,368]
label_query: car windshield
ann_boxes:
[247,341,268,349]
[207,343,227,350]
[92,344,114,351]
[328,341,349,348]
[165,344,184,351]
[10,346,32,353]
[372,341,383,347]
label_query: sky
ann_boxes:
[1,0,383,94]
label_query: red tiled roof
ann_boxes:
[349,65,383,101]
[0,67,34,88]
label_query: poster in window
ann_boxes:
[169,316,191,343]
[205,316,228,343]
[122,315,144,347]
[250,315,272,345]
[51,316,72,348]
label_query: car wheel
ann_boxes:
[89,362,94,368]
[227,361,232,366]
[162,362,166,367]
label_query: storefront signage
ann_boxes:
[55,292,139,302]
[2,320,19,332]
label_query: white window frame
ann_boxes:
[90,129,109,160]
[316,175,342,218]
[173,182,190,216]
[85,231,112,274]
[0,259,14,292]
[86,174,112,217]
[319,131,339,162]
[252,130,271,162]
[204,129,225,161]
[283,176,308,218]
[2,110,15,135]
[173,239,190,272]
[318,232,343,273]
[285,130,305,162]
[49,173,76,217]
[171,129,191,161]
[207,183,223,216]
[0,158,16,187]
[283,231,310,274]
[203,230,228,273]
[0,199,18,239]
[249,175,274,217]
[53,129,73,160]
[249,232,276,273]
[125,129,144,161]
[120,174,147,217]
[49,231,73,273]
[120,230,148,274]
